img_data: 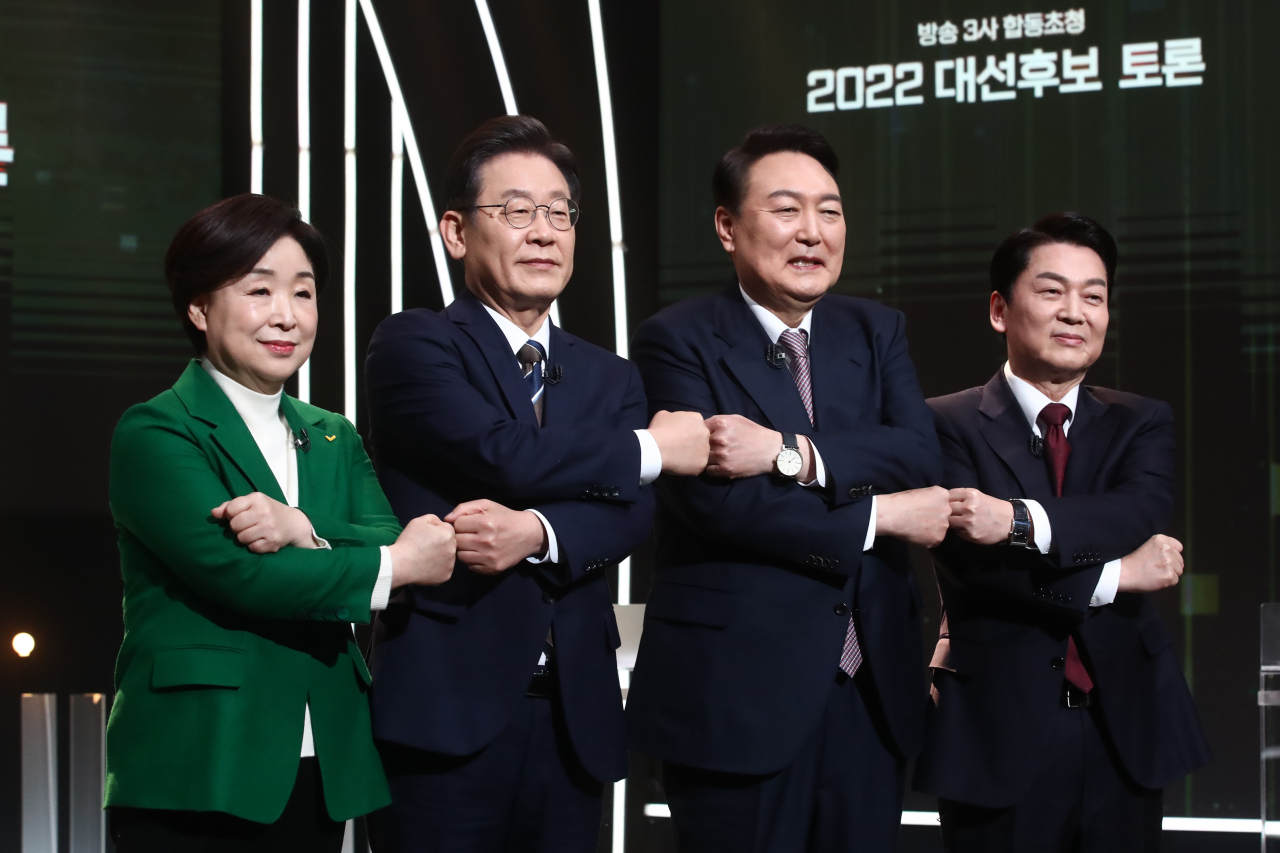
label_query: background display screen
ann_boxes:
[661,0,1280,818]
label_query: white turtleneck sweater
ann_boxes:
[202,358,393,758]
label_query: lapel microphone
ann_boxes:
[765,344,788,369]
[293,427,311,453]
[1028,434,1043,458]
[545,365,564,385]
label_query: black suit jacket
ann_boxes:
[913,370,1210,807]
[625,284,942,775]
[363,292,655,784]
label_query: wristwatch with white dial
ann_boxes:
[775,433,803,479]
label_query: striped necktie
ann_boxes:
[779,328,861,676]
[519,340,545,426]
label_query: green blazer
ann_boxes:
[104,360,397,823]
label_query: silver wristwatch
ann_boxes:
[1008,499,1032,548]
[775,433,803,479]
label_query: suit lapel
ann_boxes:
[446,292,538,427]
[1062,385,1118,496]
[280,396,335,508]
[715,286,814,434]
[977,370,1054,501]
[808,298,870,429]
[542,323,583,427]
[172,360,288,503]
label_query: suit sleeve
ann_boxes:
[365,313,641,505]
[929,402,1174,619]
[804,310,943,506]
[633,314,928,574]
[1039,400,1176,567]
[302,414,403,548]
[110,405,384,623]
[529,368,656,583]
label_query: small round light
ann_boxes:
[12,633,34,658]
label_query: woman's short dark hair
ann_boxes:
[443,115,580,215]
[712,125,840,214]
[164,193,328,354]
[990,212,1118,304]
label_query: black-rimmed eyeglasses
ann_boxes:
[474,196,579,231]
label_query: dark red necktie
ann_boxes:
[1039,402,1094,694]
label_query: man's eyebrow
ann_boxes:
[765,190,843,203]
[1035,271,1107,287]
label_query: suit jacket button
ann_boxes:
[610,487,620,497]
[542,591,556,604]
[336,607,349,620]
[1051,657,1064,670]
[834,603,849,616]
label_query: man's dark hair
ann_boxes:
[443,115,580,216]
[990,212,1118,303]
[165,193,328,354]
[712,124,840,214]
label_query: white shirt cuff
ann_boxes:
[370,545,393,611]
[524,509,559,564]
[1091,559,1122,607]
[798,438,827,489]
[310,527,332,550]
[863,495,877,551]
[635,429,663,486]
[1021,499,1053,554]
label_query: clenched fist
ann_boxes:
[875,486,951,548]
[388,514,456,588]
[211,492,315,554]
[648,410,711,476]
[1118,534,1184,593]
[704,414,812,480]
[947,488,1015,546]
[445,499,548,575]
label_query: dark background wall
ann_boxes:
[0,1,1272,851]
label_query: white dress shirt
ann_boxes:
[739,285,877,552]
[201,359,394,757]
[478,303,664,567]
[1002,362,1122,607]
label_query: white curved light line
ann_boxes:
[356,0,454,306]
[249,0,263,193]
[296,0,311,403]
[471,2,560,328]
[343,0,357,422]
[586,0,630,620]
[587,0,627,359]
[474,0,518,116]
[391,108,404,314]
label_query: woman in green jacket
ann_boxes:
[105,194,455,852]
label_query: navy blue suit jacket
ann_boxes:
[364,291,655,783]
[625,285,942,775]
[913,370,1210,806]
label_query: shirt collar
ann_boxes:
[480,301,552,357]
[1003,361,1081,436]
[739,283,813,344]
[201,357,284,425]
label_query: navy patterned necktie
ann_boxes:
[519,340,545,426]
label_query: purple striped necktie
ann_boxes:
[778,328,861,676]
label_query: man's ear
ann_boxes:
[440,210,467,261]
[714,206,736,254]
[989,291,1009,334]
[188,297,209,333]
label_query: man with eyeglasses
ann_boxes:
[363,115,709,852]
